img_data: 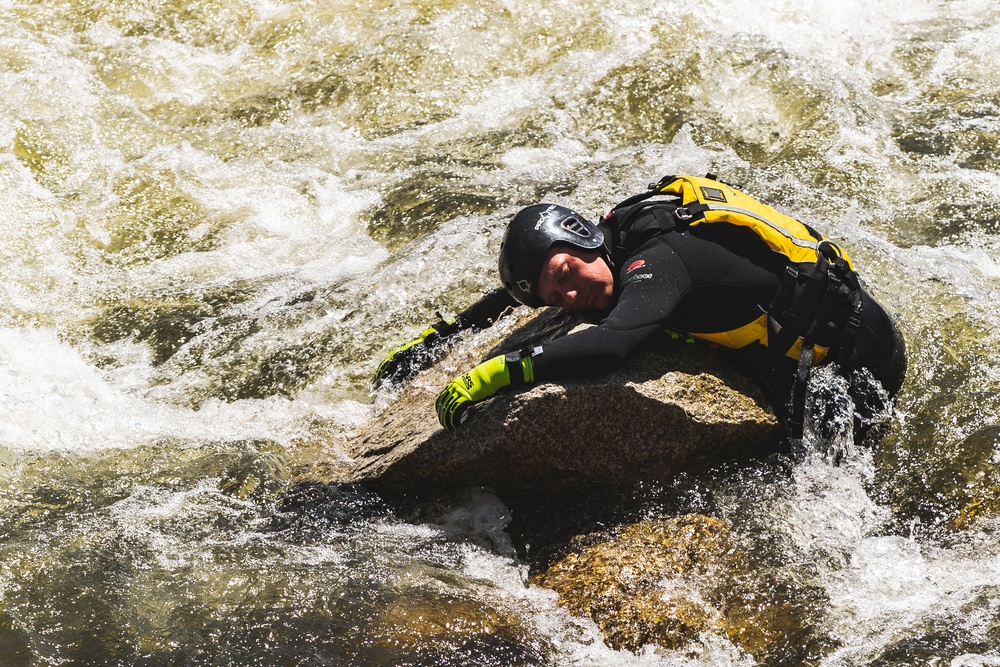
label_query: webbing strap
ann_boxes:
[651,207,675,233]
[836,289,864,369]
[782,256,863,442]
[786,270,842,440]
[788,344,815,444]
[505,351,526,385]
[609,200,684,256]
[767,259,830,358]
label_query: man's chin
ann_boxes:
[592,293,612,310]
[561,292,611,313]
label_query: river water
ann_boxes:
[2,0,999,664]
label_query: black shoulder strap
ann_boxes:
[604,179,686,255]
[607,201,682,255]
[604,175,679,220]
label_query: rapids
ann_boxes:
[1,0,999,664]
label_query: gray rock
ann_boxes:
[348,308,783,494]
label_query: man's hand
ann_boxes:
[373,319,458,389]
[436,353,533,430]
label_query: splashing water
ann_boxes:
[2,0,1000,663]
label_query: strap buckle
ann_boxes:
[674,206,694,222]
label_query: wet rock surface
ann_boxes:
[530,514,838,663]
[532,514,732,651]
[942,424,1000,530]
[361,587,550,667]
[292,308,841,658]
[343,308,783,495]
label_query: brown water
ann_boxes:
[2,0,1000,664]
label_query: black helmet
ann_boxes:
[497,204,605,307]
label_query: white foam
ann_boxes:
[1,0,999,662]
[824,534,1000,664]
[0,326,361,452]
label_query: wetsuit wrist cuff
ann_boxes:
[505,351,533,384]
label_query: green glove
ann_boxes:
[436,352,534,430]
[374,319,459,389]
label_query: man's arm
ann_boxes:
[433,311,666,431]
[526,321,665,379]
[435,239,690,428]
[373,288,518,388]
[528,239,687,382]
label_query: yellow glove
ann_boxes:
[373,319,459,389]
[435,352,534,430]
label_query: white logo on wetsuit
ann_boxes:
[624,258,653,282]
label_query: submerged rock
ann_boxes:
[361,587,550,667]
[530,514,837,662]
[945,424,1000,530]
[531,514,733,651]
[343,308,782,494]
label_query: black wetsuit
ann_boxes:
[456,215,907,439]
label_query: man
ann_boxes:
[375,174,907,447]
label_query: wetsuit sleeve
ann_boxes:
[375,288,518,387]
[529,240,692,380]
[422,287,517,360]
[454,288,519,331]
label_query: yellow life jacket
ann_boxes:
[606,174,861,365]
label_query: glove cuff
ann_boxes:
[504,351,534,385]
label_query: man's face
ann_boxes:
[537,245,614,311]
